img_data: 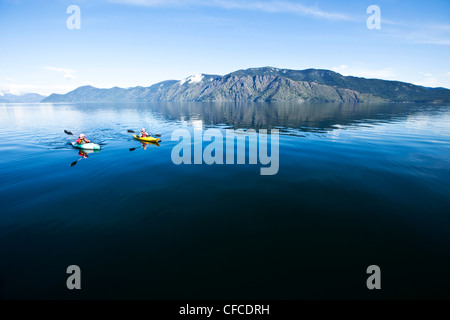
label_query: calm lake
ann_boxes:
[1,102,450,299]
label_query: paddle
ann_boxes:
[127,129,161,137]
[65,130,98,146]
[70,157,83,167]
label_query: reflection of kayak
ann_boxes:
[79,149,102,154]
[72,142,101,150]
[133,134,160,143]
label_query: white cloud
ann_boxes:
[212,0,352,21]
[332,65,348,72]
[414,72,450,88]
[384,22,450,46]
[331,68,448,88]
[413,78,441,88]
[426,24,450,32]
[112,0,185,5]
[0,82,81,96]
[41,66,76,80]
[419,72,433,77]
[332,65,395,80]
[0,67,78,95]
[381,19,404,26]
[417,38,450,45]
[111,0,353,21]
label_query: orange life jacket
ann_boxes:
[76,138,90,144]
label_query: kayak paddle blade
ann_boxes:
[70,161,78,167]
[127,130,135,133]
[64,130,73,135]
[129,148,136,152]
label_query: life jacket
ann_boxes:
[141,132,148,137]
[76,138,90,144]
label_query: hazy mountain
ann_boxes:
[0,91,46,103]
[41,67,450,103]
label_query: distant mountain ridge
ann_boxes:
[0,91,45,103]
[41,67,450,103]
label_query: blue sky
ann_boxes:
[0,0,449,95]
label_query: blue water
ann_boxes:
[1,102,450,299]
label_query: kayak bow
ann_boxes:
[133,134,160,143]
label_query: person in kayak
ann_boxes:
[140,128,149,137]
[76,134,90,145]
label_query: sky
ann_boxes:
[0,0,450,95]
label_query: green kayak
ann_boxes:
[72,142,101,150]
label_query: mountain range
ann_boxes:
[0,91,45,103]
[19,67,450,103]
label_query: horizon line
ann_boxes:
[3,66,450,96]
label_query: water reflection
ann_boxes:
[66,102,449,135]
[70,149,101,167]
[129,140,160,152]
[1,102,450,299]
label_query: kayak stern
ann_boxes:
[72,142,101,150]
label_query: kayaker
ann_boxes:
[140,128,149,137]
[76,134,90,145]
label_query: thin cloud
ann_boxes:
[41,66,76,80]
[419,72,433,77]
[414,71,450,88]
[426,24,450,32]
[419,38,450,45]
[111,0,353,21]
[111,0,186,5]
[110,0,188,6]
[0,82,79,96]
[332,65,396,80]
[212,0,353,21]
[414,78,441,88]
[415,72,439,87]
[382,19,404,26]
[382,21,450,46]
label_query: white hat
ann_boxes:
[80,134,85,138]
[141,128,145,131]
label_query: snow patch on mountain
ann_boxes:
[179,74,204,86]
